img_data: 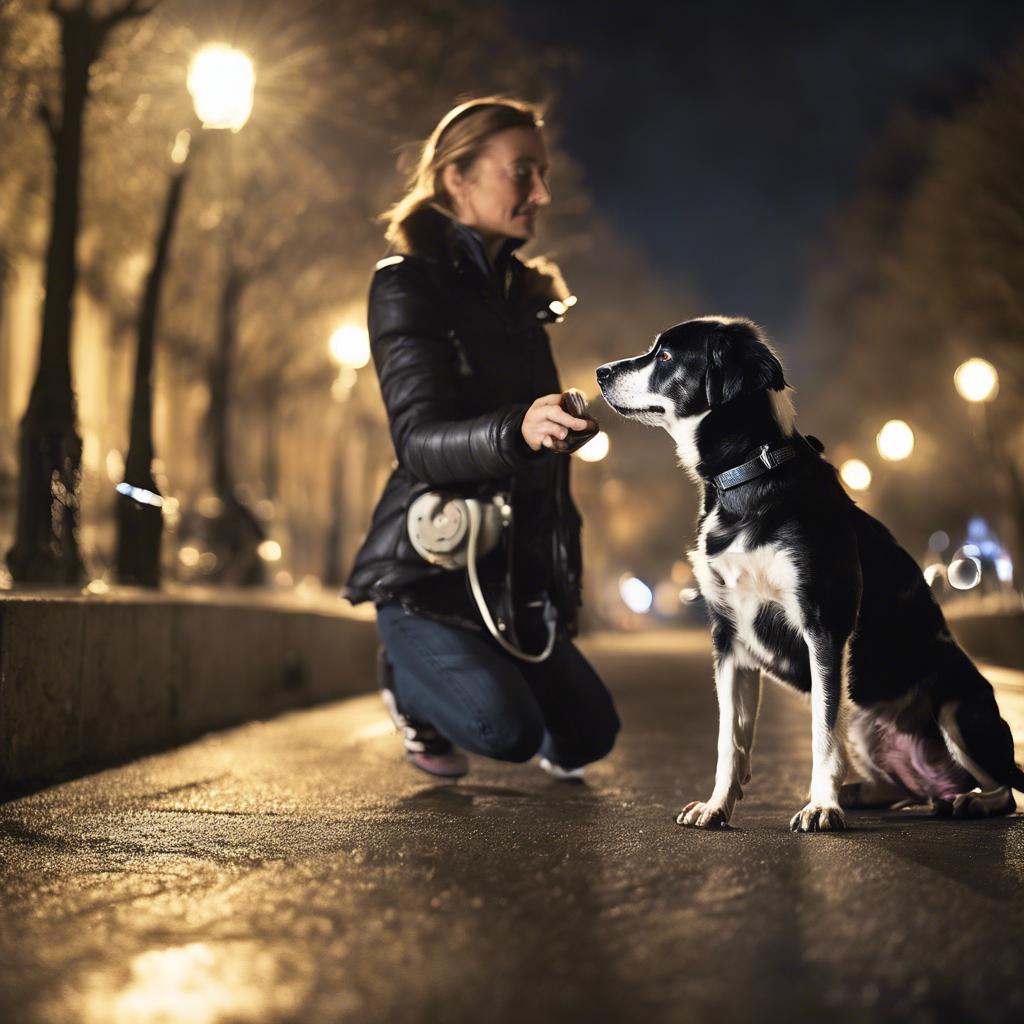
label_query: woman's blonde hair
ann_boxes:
[382,96,544,251]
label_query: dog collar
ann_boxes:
[713,443,797,491]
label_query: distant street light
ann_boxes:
[576,430,610,462]
[876,419,915,462]
[117,44,255,586]
[329,324,371,370]
[839,458,872,491]
[954,358,999,404]
[619,574,653,614]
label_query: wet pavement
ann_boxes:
[2,630,1023,1024]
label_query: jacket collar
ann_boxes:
[394,204,573,323]
[450,219,522,285]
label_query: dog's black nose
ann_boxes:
[596,364,612,383]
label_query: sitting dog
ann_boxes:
[596,316,1024,832]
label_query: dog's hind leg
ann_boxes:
[937,695,1020,819]
[839,778,909,809]
[840,709,913,809]
[677,649,761,829]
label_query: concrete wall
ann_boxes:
[2,586,1019,794]
[948,610,1024,672]
[0,589,379,791]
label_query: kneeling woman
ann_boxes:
[345,97,620,779]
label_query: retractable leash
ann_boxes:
[464,498,557,663]
[406,491,557,663]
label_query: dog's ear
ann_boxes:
[705,326,788,408]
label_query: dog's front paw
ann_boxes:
[676,800,731,829]
[790,803,846,833]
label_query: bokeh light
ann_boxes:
[257,540,282,562]
[953,358,999,403]
[329,324,370,369]
[576,431,609,462]
[948,556,981,590]
[839,458,872,491]
[619,574,653,614]
[876,419,915,461]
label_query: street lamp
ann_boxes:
[116,45,255,586]
[876,419,915,462]
[954,358,999,404]
[187,46,256,131]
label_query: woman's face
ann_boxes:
[443,126,551,241]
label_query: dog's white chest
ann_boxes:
[689,522,802,636]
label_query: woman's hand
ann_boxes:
[521,394,596,453]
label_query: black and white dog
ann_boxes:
[596,316,1024,832]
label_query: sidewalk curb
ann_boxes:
[0,590,379,793]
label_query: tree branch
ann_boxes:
[97,0,162,29]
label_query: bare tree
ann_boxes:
[6,0,160,584]
[806,48,1024,561]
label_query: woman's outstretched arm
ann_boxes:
[369,258,585,485]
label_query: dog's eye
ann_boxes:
[657,350,672,363]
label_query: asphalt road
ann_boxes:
[2,630,1023,1024]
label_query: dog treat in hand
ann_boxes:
[559,388,599,454]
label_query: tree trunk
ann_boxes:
[323,416,345,587]
[6,16,100,583]
[116,154,193,586]
[263,387,279,502]
[204,262,264,585]
[211,265,243,502]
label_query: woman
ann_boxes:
[344,97,620,779]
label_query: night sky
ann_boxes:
[515,0,1024,340]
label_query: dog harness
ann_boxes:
[713,443,797,491]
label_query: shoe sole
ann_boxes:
[406,752,470,779]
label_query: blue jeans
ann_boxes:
[376,602,620,770]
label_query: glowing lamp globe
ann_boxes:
[188,45,255,131]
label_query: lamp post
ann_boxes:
[323,324,369,586]
[116,45,255,586]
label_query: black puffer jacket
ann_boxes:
[343,205,584,639]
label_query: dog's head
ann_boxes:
[595,316,792,469]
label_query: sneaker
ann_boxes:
[377,647,469,779]
[538,757,585,781]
